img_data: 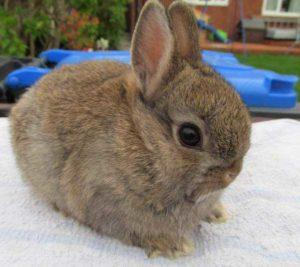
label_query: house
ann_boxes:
[129,0,300,43]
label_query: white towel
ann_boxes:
[0,118,299,267]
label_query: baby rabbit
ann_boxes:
[10,0,251,259]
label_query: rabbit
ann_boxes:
[10,0,251,259]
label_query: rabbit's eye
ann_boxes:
[178,123,202,148]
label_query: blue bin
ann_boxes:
[5,49,298,108]
[5,67,51,91]
[39,49,130,64]
[57,52,131,67]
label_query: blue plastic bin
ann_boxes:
[5,49,298,108]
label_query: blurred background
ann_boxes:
[0,0,299,119]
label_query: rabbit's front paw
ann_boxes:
[205,202,228,224]
[144,236,195,259]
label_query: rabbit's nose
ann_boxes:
[221,159,242,187]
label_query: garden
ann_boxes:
[0,0,131,57]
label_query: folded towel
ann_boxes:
[0,118,299,267]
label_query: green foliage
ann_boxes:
[23,12,51,41]
[69,0,98,13]
[98,0,130,48]
[0,5,52,56]
[70,0,131,48]
[0,0,131,56]
[0,8,27,56]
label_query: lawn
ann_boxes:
[236,53,300,100]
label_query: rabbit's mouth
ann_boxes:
[184,161,240,204]
[185,189,223,204]
[194,189,223,204]
[184,182,224,204]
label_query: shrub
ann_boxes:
[60,9,100,50]
[0,0,131,56]
[23,11,52,55]
[0,8,27,56]
[70,0,131,48]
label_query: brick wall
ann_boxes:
[128,0,264,39]
[196,0,263,39]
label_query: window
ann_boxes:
[262,0,300,17]
[184,0,229,7]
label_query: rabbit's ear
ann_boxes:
[131,0,174,101]
[168,1,201,65]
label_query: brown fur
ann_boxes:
[10,0,251,258]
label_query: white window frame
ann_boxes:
[184,0,229,7]
[262,0,300,18]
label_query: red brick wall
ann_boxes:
[196,0,263,39]
[129,0,264,39]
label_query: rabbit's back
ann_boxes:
[10,61,131,211]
